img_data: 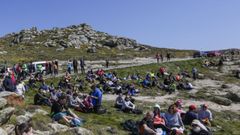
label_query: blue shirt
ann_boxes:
[91,88,102,106]
[40,84,48,91]
[164,112,184,128]
[184,111,198,125]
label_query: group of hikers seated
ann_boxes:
[34,82,106,127]
[114,93,143,114]
[0,58,209,133]
[138,100,213,135]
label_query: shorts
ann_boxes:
[52,112,68,121]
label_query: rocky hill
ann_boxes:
[0,23,195,64]
[1,23,147,51]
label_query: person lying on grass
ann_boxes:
[51,94,83,127]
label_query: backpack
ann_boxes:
[132,109,143,115]
[122,120,139,135]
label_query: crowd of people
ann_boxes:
[0,57,219,135]
[138,101,213,135]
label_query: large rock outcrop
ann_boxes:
[0,107,15,125]
[0,91,24,106]
[2,23,147,51]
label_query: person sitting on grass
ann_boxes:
[115,93,124,109]
[121,95,135,113]
[51,95,83,127]
[15,80,26,98]
[164,104,185,135]
[64,72,72,83]
[28,73,36,88]
[68,92,82,109]
[78,94,93,113]
[50,89,59,102]
[190,119,212,135]
[39,81,49,92]
[185,81,193,90]
[139,111,157,135]
[184,104,198,125]
[153,104,171,134]
[174,99,186,116]
[34,89,52,106]
[198,104,213,126]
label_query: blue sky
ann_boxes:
[1,0,240,50]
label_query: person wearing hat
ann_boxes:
[190,119,211,135]
[184,104,198,125]
[153,104,171,134]
[198,104,213,126]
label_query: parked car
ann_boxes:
[207,51,222,57]
[32,61,47,73]
[193,51,208,58]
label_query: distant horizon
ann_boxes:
[1,0,240,51]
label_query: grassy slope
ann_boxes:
[6,58,240,135]
[0,38,195,64]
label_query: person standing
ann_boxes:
[73,59,78,74]
[166,52,171,61]
[54,60,58,76]
[156,53,160,63]
[160,53,164,62]
[67,60,72,74]
[80,57,85,74]
[192,67,198,80]
[106,59,109,68]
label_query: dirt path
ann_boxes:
[45,57,194,78]
[103,94,240,114]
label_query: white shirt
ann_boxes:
[16,83,26,96]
